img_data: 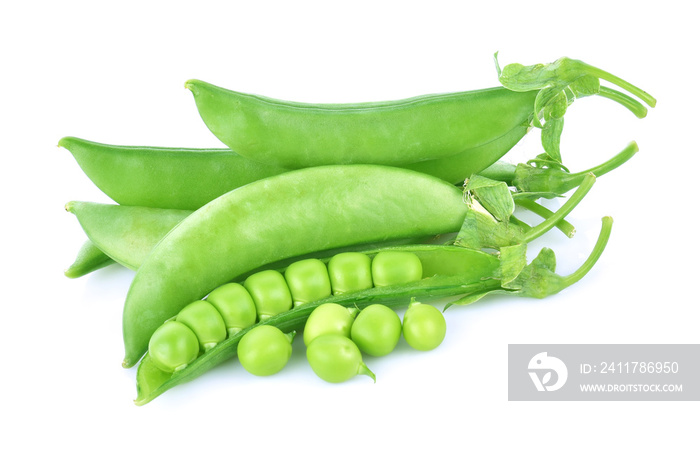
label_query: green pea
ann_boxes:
[244,270,293,321]
[176,300,227,352]
[284,258,331,307]
[303,303,358,346]
[350,304,402,357]
[371,251,423,288]
[237,325,295,377]
[328,252,373,295]
[306,334,375,383]
[206,283,257,335]
[402,300,446,351]
[148,321,200,373]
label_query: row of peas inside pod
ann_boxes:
[147,249,446,383]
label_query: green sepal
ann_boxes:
[463,175,514,222]
[498,244,529,285]
[541,117,564,164]
[569,74,600,97]
[454,206,526,250]
[456,174,528,250]
[513,141,639,195]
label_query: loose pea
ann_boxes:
[371,251,423,287]
[176,300,227,352]
[284,258,331,307]
[306,334,375,383]
[206,283,257,335]
[237,325,295,377]
[303,303,358,346]
[328,252,373,295]
[350,304,402,357]
[148,321,200,373]
[402,300,446,351]
[244,270,293,321]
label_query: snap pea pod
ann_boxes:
[187,56,653,169]
[64,240,115,278]
[58,125,527,210]
[59,131,634,215]
[65,202,192,271]
[185,82,537,169]
[122,165,473,367]
[65,201,431,278]
[64,169,586,279]
[135,218,612,405]
[58,137,289,210]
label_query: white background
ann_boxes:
[2,1,698,457]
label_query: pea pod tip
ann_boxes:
[57,136,73,150]
[184,79,200,94]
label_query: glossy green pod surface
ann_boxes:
[59,137,289,210]
[66,202,192,271]
[186,81,537,168]
[64,240,115,278]
[60,124,528,212]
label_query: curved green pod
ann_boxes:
[135,217,613,405]
[65,201,432,277]
[64,240,115,278]
[185,81,537,169]
[406,123,529,185]
[65,202,192,271]
[59,126,528,210]
[58,137,289,210]
[122,165,470,368]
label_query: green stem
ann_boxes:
[480,161,517,185]
[359,363,377,382]
[582,62,657,107]
[562,216,613,285]
[515,198,576,238]
[571,141,639,180]
[509,214,532,231]
[598,86,648,118]
[522,173,596,243]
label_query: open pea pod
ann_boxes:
[136,218,613,406]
